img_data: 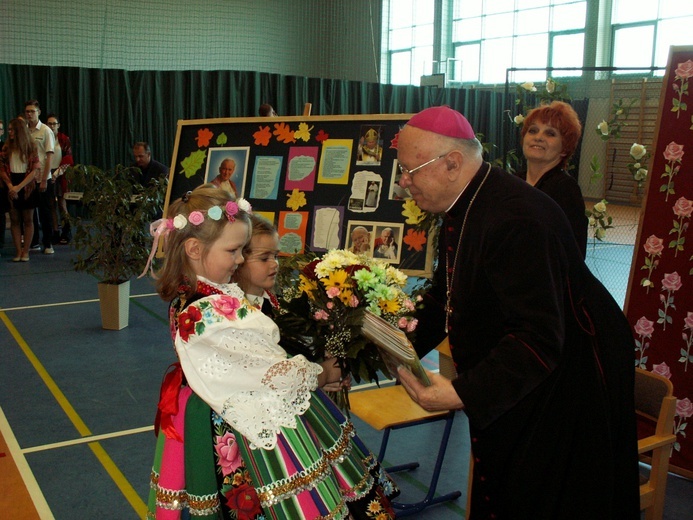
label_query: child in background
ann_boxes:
[145,187,397,520]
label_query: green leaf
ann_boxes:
[179,149,207,178]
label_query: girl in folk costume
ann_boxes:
[144,186,398,519]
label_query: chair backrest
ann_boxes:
[634,368,677,520]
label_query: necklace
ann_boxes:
[445,163,492,333]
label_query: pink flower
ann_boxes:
[673,197,693,218]
[326,287,340,299]
[398,317,408,329]
[661,272,683,292]
[634,316,655,338]
[403,299,415,311]
[225,201,239,221]
[349,295,360,307]
[188,210,205,225]
[675,59,693,79]
[214,432,241,476]
[643,235,664,255]
[676,397,693,419]
[314,309,329,320]
[663,141,685,162]
[212,296,241,320]
[326,301,334,309]
[652,362,672,379]
[685,311,693,330]
[406,318,418,332]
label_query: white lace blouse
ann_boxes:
[174,278,322,450]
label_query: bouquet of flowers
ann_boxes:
[273,248,423,410]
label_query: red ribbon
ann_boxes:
[154,362,184,442]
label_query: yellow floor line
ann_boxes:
[0,311,148,518]
[0,406,54,519]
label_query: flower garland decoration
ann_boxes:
[627,142,650,188]
[273,249,423,411]
[585,199,613,247]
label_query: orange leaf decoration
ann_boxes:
[253,126,272,146]
[273,122,296,144]
[315,129,329,143]
[195,128,214,148]
[403,228,427,252]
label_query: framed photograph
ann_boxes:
[372,223,404,264]
[204,147,250,198]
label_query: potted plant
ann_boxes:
[67,164,166,330]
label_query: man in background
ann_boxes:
[132,141,168,187]
[25,100,55,254]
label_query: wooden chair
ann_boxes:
[348,342,462,516]
[635,368,677,520]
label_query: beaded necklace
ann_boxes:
[445,163,492,333]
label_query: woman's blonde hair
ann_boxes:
[155,186,251,301]
[2,118,36,163]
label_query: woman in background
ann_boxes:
[0,118,40,261]
[518,101,588,258]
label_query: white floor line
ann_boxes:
[23,425,155,454]
[0,293,158,312]
[0,406,54,520]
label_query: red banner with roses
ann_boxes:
[624,45,693,477]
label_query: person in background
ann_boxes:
[46,114,74,244]
[210,157,238,197]
[0,119,6,250]
[258,103,277,117]
[25,100,55,254]
[395,105,639,519]
[0,118,40,262]
[348,225,371,254]
[518,101,588,258]
[132,141,168,186]
[373,227,397,259]
[143,186,397,519]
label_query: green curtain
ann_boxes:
[0,65,511,169]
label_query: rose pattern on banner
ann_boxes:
[634,316,655,369]
[658,271,683,330]
[670,196,692,257]
[626,48,693,475]
[641,235,664,291]
[682,312,693,372]
[672,59,692,119]
[674,398,692,453]
[661,141,684,201]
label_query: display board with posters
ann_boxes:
[164,114,436,276]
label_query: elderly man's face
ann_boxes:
[133,146,151,168]
[381,230,393,244]
[219,160,235,181]
[396,126,452,213]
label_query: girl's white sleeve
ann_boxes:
[174,294,321,450]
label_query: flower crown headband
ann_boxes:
[139,194,253,278]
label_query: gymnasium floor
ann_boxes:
[1,204,691,519]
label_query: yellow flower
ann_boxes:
[379,298,401,314]
[299,274,318,298]
[286,189,307,211]
[366,500,382,513]
[321,269,351,291]
[338,288,354,305]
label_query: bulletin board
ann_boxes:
[163,114,436,276]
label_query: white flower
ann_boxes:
[616,109,624,115]
[633,162,641,169]
[513,114,525,125]
[635,168,648,181]
[597,120,609,136]
[630,143,647,160]
[594,200,607,213]
[520,81,537,92]
[237,198,252,212]
[595,228,606,240]
[589,216,596,226]
[173,215,188,229]
[546,78,556,93]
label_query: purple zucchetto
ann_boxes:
[406,106,475,139]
